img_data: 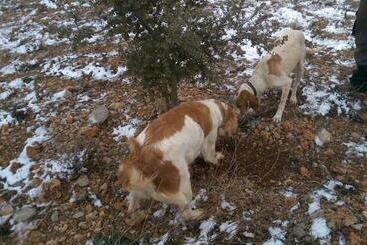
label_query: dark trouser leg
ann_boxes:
[351,1,367,92]
[355,31,367,67]
[351,32,367,91]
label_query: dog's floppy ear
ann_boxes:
[267,53,282,76]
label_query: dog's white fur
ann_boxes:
[120,99,236,220]
[236,29,306,122]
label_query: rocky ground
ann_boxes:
[0,0,367,244]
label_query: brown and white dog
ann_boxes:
[235,29,306,122]
[117,99,238,221]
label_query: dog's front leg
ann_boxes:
[273,83,291,123]
[201,132,223,165]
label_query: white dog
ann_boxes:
[117,99,238,221]
[235,29,306,122]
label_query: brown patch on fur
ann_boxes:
[235,90,260,114]
[152,160,180,193]
[267,53,282,76]
[118,141,181,194]
[145,102,212,144]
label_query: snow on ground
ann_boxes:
[41,54,126,81]
[344,139,367,158]
[0,0,364,243]
[40,0,57,9]
[185,218,217,244]
[263,220,289,245]
[311,218,331,242]
[219,221,238,240]
[0,109,16,127]
[220,195,236,214]
[112,118,142,142]
[308,179,343,215]
[0,127,49,197]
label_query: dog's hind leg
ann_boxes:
[290,60,304,105]
[169,169,203,221]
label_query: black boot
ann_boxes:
[350,65,367,92]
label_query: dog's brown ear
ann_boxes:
[267,53,282,76]
[236,90,259,113]
[249,94,260,111]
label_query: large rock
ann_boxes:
[76,175,89,187]
[73,211,85,219]
[315,128,332,146]
[51,211,59,222]
[89,105,109,124]
[13,207,36,223]
[0,203,13,216]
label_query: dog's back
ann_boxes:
[270,30,306,75]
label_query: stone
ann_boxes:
[362,211,367,219]
[76,175,89,187]
[50,178,61,190]
[351,224,363,231]
[299,167,310,178]
[315,128,332,146]
[81,127,99,138]
[109,102,124,111]
[9,162,21,174]
[102,157,112,164]
[74,234,84,242]
[73,188,87,202]
[100,183,108,195]
[0,203,13,216]
[73,211,85,219]
[331,163,347,175]
[351,132,360,139]
[51,211,59,222]
[26,145,39,159]
[46,240,58,245]
[13,207,36,223]
[78,221,88,230]
[89,105,109,124]
[86,211,97,221]
[31,178,42,188]
[66,115,74,124]
[27,219,40,230]
[323,149,335,157]
[291,222,306,238]
[360,180,367,189]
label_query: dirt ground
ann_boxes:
[0,0,367,244]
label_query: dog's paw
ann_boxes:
[290,96,297,105]
[272,114,282,123]
[216,152,225,161]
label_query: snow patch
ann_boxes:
[344,140,367,158]
[219,221,238,239]
[311,218,331,241]
[40,0,57,9]
[112,118,141,141]
[264,220,289,245]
